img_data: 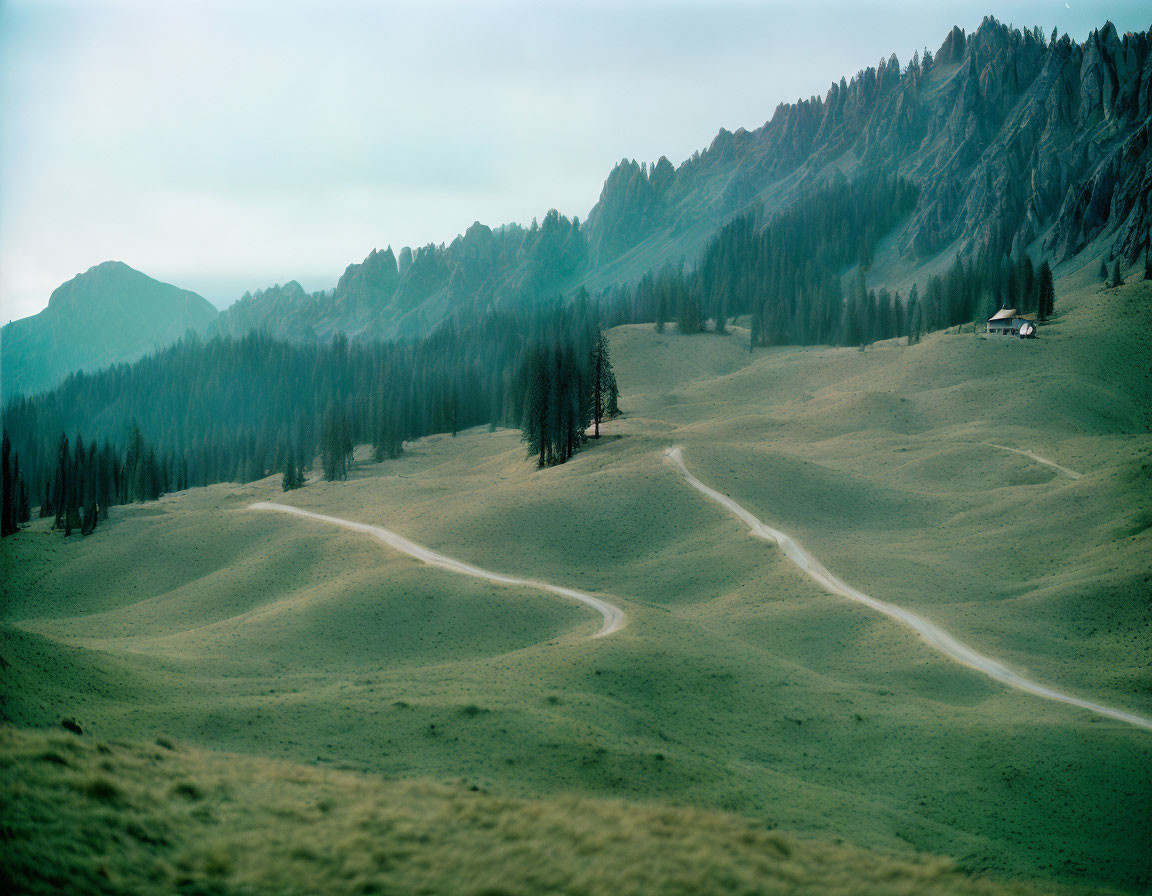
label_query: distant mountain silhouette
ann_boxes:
[1,261,217,399]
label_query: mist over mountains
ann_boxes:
[1,262,217,398]
[4,16,1150,399]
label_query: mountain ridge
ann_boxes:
[6,16,1150,387]
[213,16,1151,342]
[1,261,218,399]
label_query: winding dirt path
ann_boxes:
[981,443,1083,479]
[250,502,626,638]
[665,448,1150,731]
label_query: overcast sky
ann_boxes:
[1,0,1146,321]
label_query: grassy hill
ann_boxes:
[3,726,1098,896]
[2,265,1149,893]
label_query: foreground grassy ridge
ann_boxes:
[0,726,1096,896]
[2,268,1149,891]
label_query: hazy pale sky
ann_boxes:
[1,0,1146,321]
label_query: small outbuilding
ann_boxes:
[986,308,1037,337]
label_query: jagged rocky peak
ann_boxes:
[936,25,967,65]
[585,157,675,264]
[650,156,675,192]
[397,246,414,278]
[582,15,1152,273]
[458,220,496,256]
[331,246,400,317]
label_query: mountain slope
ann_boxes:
[210,214,588,343]
[583,18,1152,286]
[1,261,218,399]
[197,18,1152,345]
[9,19,1147,371]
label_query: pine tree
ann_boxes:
[605,370,621,420]
[1,431,16,537]
[1099,259,1109,280]
[1110,260,1124,288]
[51,434,67,529]
[40,479,52,519]
[844,289,862,347]
[281,443,296,492]
[1036,261,1054,320]
[81,441,99,535]
[64,437,82,537]
[589,330,618,438]
[906,286,923,346]
[521,346,550,467]
[18,476,30,524]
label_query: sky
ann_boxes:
[1,0,1147,322]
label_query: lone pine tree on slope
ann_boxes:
[1036,260,1055,320]
[590,330,620,439]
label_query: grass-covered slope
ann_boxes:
[0,726,1098,896]
[1,266,1148,892]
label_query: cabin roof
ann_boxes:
[988,308,1017,321]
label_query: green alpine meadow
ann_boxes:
[1,4,1149,894]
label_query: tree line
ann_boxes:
[0,425,179,539]
[596,172,1059,349]
[594,172,920,344]
[2,299,620,537]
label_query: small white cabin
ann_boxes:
[986,308,1036,337]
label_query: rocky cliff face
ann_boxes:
[190,17,1152,346]
[584,17,1152,274]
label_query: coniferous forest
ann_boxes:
[2,171,1063,540]
[2,298,622,537]
[598,173,1058,349]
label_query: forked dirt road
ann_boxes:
[665,447,1151,731]
[250,502,626,638]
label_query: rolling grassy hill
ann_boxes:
[3,726,1099,896]
[2,263,1149,893]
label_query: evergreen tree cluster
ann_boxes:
[3,300,620,523]
[596,174,919,343]
[280,443,306,491]
[1,425,174,539]
[517,322,620,467]
[594,174,1059,349]
[909,251,1057,338]
[1,430,32,537]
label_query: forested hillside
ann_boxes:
[2,16,1145,528]
[210,213,588,344]
[1,296,622,535]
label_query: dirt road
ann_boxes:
[250,502,626,638]
[665,447,1149,731]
